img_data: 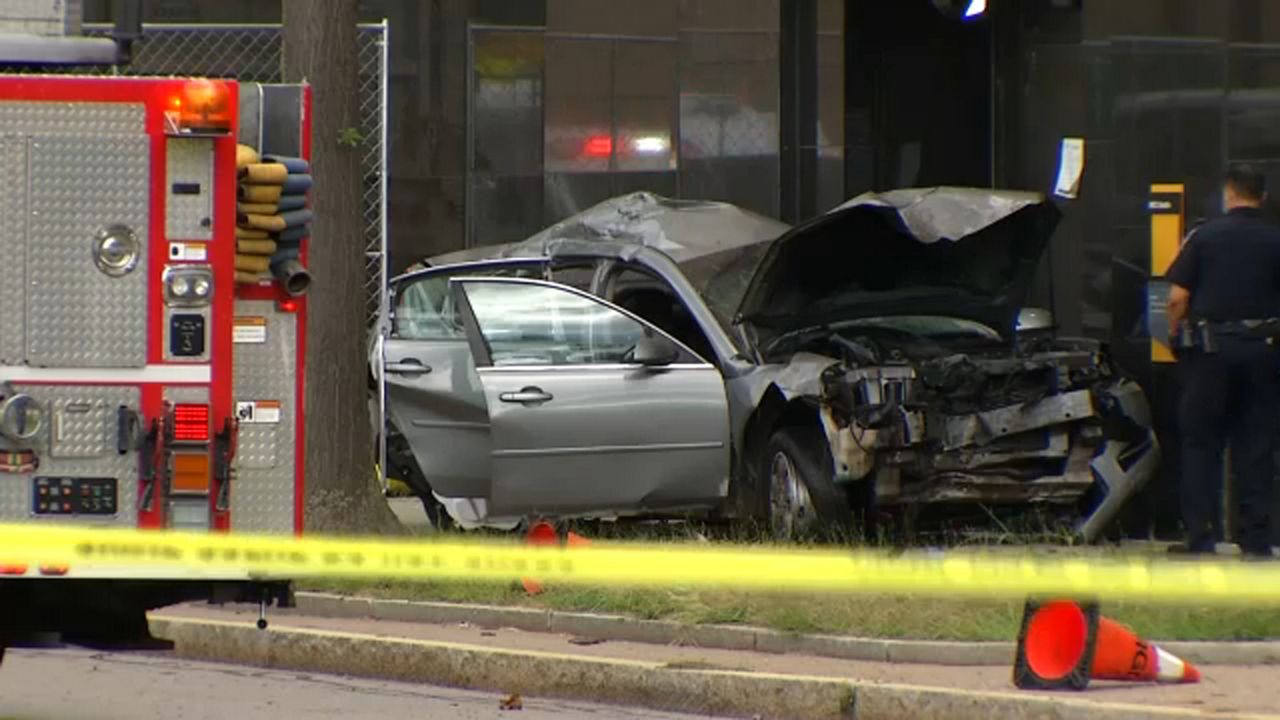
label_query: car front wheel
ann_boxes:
[763,425,852,541]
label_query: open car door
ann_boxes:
[382,261,548,514]
[451,277,731,518]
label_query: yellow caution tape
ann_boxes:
[2,523,1279,604]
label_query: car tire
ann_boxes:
[763,425,852,540]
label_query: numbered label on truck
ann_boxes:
[235,400,280,424]
[169,242,208,262]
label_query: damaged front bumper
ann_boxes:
[819,377,1160,542]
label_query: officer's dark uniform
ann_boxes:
[1166,206,1280,556]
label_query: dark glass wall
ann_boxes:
[995,0,1280,340]
[466,0,784,248]
[844,1,993,198]
[987,0,1280,540]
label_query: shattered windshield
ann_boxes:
[675,240,774,331]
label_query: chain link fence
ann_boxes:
[26,22,390,327]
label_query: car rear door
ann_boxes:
[451,277,731,517]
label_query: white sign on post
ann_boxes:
[1054,137,1086,199]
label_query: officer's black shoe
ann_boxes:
[1240,545,1276,561]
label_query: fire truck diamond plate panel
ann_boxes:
[0,101,143,136]
[0,137,25,365]
[232,301,297,534]
[26,131,150,368]
[0,385,139,525]
[50,394,116,458]
[165,137,214,242]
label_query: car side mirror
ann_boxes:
[632,333,679,367]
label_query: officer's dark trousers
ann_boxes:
[1179,336,1280,556]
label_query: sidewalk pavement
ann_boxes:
[283,591,1280,667]
[153,603,1279,719]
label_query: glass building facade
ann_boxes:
[465,1,795,248]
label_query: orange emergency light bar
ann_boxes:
[167,79,233,133]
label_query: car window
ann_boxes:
[393,264,546,340]
[463,281,647,367]
[608,266,717,363]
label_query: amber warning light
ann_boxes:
[166,79,233,133]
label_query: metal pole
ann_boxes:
[464,22,475,248]
[379,17,390,335]
[377,18,391,494]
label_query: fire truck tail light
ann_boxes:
[0,564,28,575]
[38,564,68,576]
[172,404,210,443]
[171,452,211,493]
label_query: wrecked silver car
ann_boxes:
[371,189,1159,541]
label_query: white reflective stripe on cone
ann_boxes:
[1156,646,1188,682]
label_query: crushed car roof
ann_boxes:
[420,192,791,327]
[413,188,1060,341]
[426,191,790,267]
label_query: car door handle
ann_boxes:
[386,360,432,376]
[499,388,553,404]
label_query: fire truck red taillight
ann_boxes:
[173,404,210,443]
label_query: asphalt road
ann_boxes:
[0,648,721,720]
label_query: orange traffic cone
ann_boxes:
[519,522,591,595]
[1014,599,1200,690]
[520,521,558,595]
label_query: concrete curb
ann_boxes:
[288,592,1280,667]
[147,616,1272,720]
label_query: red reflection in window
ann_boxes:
[583,135,613,158]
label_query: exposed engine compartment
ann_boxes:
[782,326,1159,541]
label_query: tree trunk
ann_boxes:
[282,0,399,534]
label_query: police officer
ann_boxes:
[1166,164,1280,558]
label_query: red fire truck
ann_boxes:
[0,24,309,658]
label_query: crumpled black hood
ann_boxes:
[736,187,1062,342]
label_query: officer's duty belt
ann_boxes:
[1208,318,1280,337]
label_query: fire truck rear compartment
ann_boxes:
[0,385,139,525]
[0,101,152,524]
[230,299,299,534]
[0,102,150,368]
